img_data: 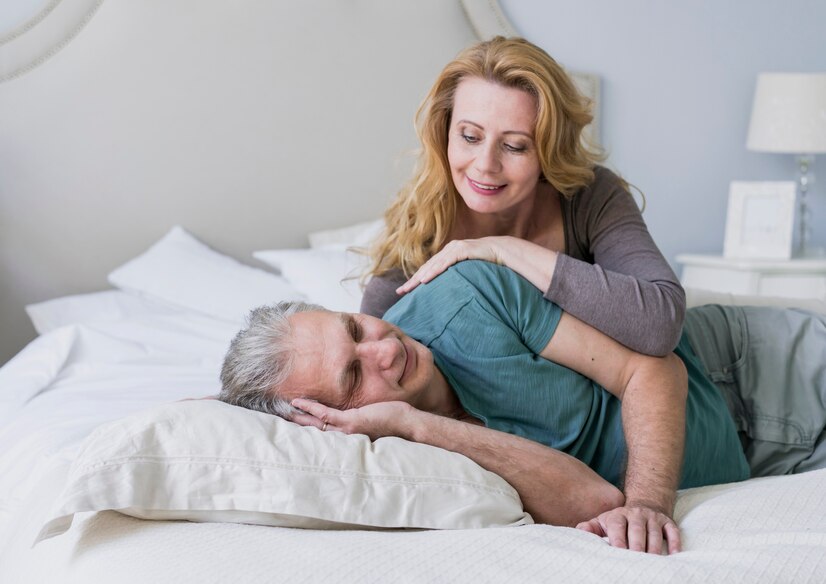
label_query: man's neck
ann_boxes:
[424,364,466,420]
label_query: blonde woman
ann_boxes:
[361,37,684,356]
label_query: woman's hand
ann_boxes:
[290,398,416,441]
[396,236,558,295]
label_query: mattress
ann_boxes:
[2,249,825,583]
[5,466,826,583]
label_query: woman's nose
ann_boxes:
[474,143,502,174]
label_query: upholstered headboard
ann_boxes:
[0,1,599,363]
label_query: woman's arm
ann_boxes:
[360,269,406,318]
[548,171,685,356]
[547,254,685,356]
[290,398,624,527]
[392,230,684,356]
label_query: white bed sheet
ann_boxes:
[5,470,826,584]
[0,297,238,550]
[2,290,826,583]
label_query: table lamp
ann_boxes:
[746,73,826,257]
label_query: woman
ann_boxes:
[361,36,684,356]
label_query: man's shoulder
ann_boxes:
[394,260,519,304]
[383,265,479,344]
[449,260,525,289]
[449,260,542,308]
[385,261,523,341]
[389,260,562,356]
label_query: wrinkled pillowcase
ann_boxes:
[37,400,531,542]
[25,290,182,335]
[252,248,370,312]
[108,226,305,322]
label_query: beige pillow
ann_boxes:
[37,400,531,542]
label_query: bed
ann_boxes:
[1,223,825,583]
[2,2,826,583]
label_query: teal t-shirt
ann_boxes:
[385,260,749,489]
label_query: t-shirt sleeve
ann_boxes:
[360,269,406,317]
[546,169,686,356]
[453,260,562,355]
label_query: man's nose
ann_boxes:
[357,338,402,372]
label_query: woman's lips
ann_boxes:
[467,176,506,195]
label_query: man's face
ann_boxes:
[278,311,438,410]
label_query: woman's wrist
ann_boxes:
[500,237,557,292]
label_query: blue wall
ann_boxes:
[502,0,826,268]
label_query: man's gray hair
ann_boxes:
[219,300,326,418]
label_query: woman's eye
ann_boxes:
[462,134,479,144]
[504,143,526,153]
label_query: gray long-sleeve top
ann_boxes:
[360,166,686,356]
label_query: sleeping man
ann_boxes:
[219,260,826,555]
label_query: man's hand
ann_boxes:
[289,398,414,441]
[576,504,681,555]
[293,397,625,527]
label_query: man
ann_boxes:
[220,260,826,555]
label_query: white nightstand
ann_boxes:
[675,254,826,300]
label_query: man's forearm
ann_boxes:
[401,409,624,526]
[620,353,687,515]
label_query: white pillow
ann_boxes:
[108,226,305,323]
[37,400,531,542]
[308,218,384,250]
[253,248,370,312]
[25,290,181,335]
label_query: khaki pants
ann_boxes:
[684,305,826,477]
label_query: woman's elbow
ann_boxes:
[646,327,683,357]
[642,300,687,356]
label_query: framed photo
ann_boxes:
[723,181,796,260]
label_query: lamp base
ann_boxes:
[795,155,819,259]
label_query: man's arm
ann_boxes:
[540,312,688,554]
[290,398,624,527]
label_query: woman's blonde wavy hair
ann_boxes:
[368,36,605,279]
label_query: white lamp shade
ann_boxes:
[746,73,826,153]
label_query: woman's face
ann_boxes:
[447,77,543,219]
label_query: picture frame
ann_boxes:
[723,181,796,260]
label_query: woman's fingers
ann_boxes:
[397,259,446,294]
[396,240,482,295]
